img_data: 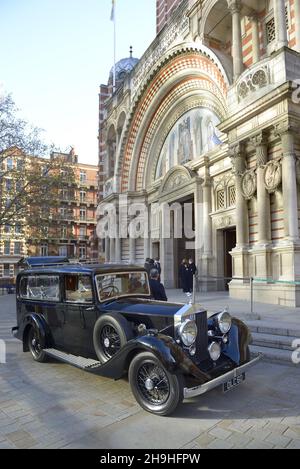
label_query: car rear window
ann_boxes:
[19,275,60,301]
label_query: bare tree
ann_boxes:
[0,93,75,235]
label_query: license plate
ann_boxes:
[223,373,246,393]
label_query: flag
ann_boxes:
[110,0,115,21]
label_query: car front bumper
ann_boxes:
[183,354,262,399]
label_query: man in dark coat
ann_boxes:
[154,257,161,280]
[179,258,189,293]
[187,258,197,292]
[149,269,168,301]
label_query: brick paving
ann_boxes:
[0,294,299,449]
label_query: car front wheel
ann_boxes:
[128,351,184,416]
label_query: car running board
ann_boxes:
[44,348,102,370]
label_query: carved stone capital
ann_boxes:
[229,142,246,175]
[227,0,241,14]
[250,132,268,167]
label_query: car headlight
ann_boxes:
[178,320,197,347]
[217,311,232,334]
[208,341,221,361]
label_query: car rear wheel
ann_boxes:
[93,313,133,363]
[27,326,48,363]
[128,351,184,416]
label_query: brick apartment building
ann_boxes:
[0,148,98,279]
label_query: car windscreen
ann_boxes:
[96,272,150,302]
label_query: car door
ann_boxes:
[62,273,97,356]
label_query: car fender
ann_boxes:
[222,318,252,365]
[22,313,53,352]
[90,333,210,383]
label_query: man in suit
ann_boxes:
[149,269,167,302]
[154,257,161,280]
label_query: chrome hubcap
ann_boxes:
[104,338,110,348]
[145,378,154,391]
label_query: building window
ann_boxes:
[16,159,24,171]
[228,185,236,207]
[4,224,11,234]
[79,246,86,259]
[60,207,67,218]
[6,158,13,170]
[266,17,275,44]
[15,224,22,235]
[61,225,67,238]
[59,246,68,257]
[216,190,226,210]
[6,179,12,191]
[79,226,86,238]
[80,171,87,183]
[61,189,68,200]
[80,190,86,203]
[80,208,86,221]
[3,265,10,277]
[14,242,22,255]
[40,244,48,256]
[4,241,10,255]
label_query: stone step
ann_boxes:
[247,320,300,338]
[250,345,299,367]
[251,332,298,351]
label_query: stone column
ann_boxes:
[160,202,175,288]
[274,0,288,50]
[110,238,115,262]
[276,124,299,242]
[252,132,271,245]
[115,236,121,263]
[105,237,110,262]
[202,172,213,257]
[228,0,244,80]
[295,0,300,53]
[230,143,249,248]
[249,14,260,64]
[129,237,136,264]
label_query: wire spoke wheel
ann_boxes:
[136,361,170,406]
[100,324,121,359]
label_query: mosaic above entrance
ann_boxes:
[155,107,222,179]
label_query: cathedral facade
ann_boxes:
[98,0,300,306]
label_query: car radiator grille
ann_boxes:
[194,310,209,363]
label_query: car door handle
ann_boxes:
[85,307,94,311]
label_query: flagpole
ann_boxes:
[113,0,116,92]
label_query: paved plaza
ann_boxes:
[0,294,300,449]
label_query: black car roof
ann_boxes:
[18,263,147,277]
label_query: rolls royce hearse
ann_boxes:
[12,258,261,416]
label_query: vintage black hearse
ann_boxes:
[12,258,261,416]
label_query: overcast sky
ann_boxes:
[0,0,156,164]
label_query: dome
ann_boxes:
[109,49,139,84]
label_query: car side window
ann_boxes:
[64,275,93,303]
[19,275,60,301]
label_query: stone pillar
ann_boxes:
[295,0,300,53]
[229,143,249,290]
[115,236,121,263]
[249,15,260,64]
[228,0,244,80]
[274,0,288,50]
[252,132,271,245]
[230,143,249,248]
[129,237,136,264]
[105,237,110,263]
[110,238,115,262]
[160,203,175,288]
[277,124,299,242]
[202,170,213,257]
[251,132,272,282]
